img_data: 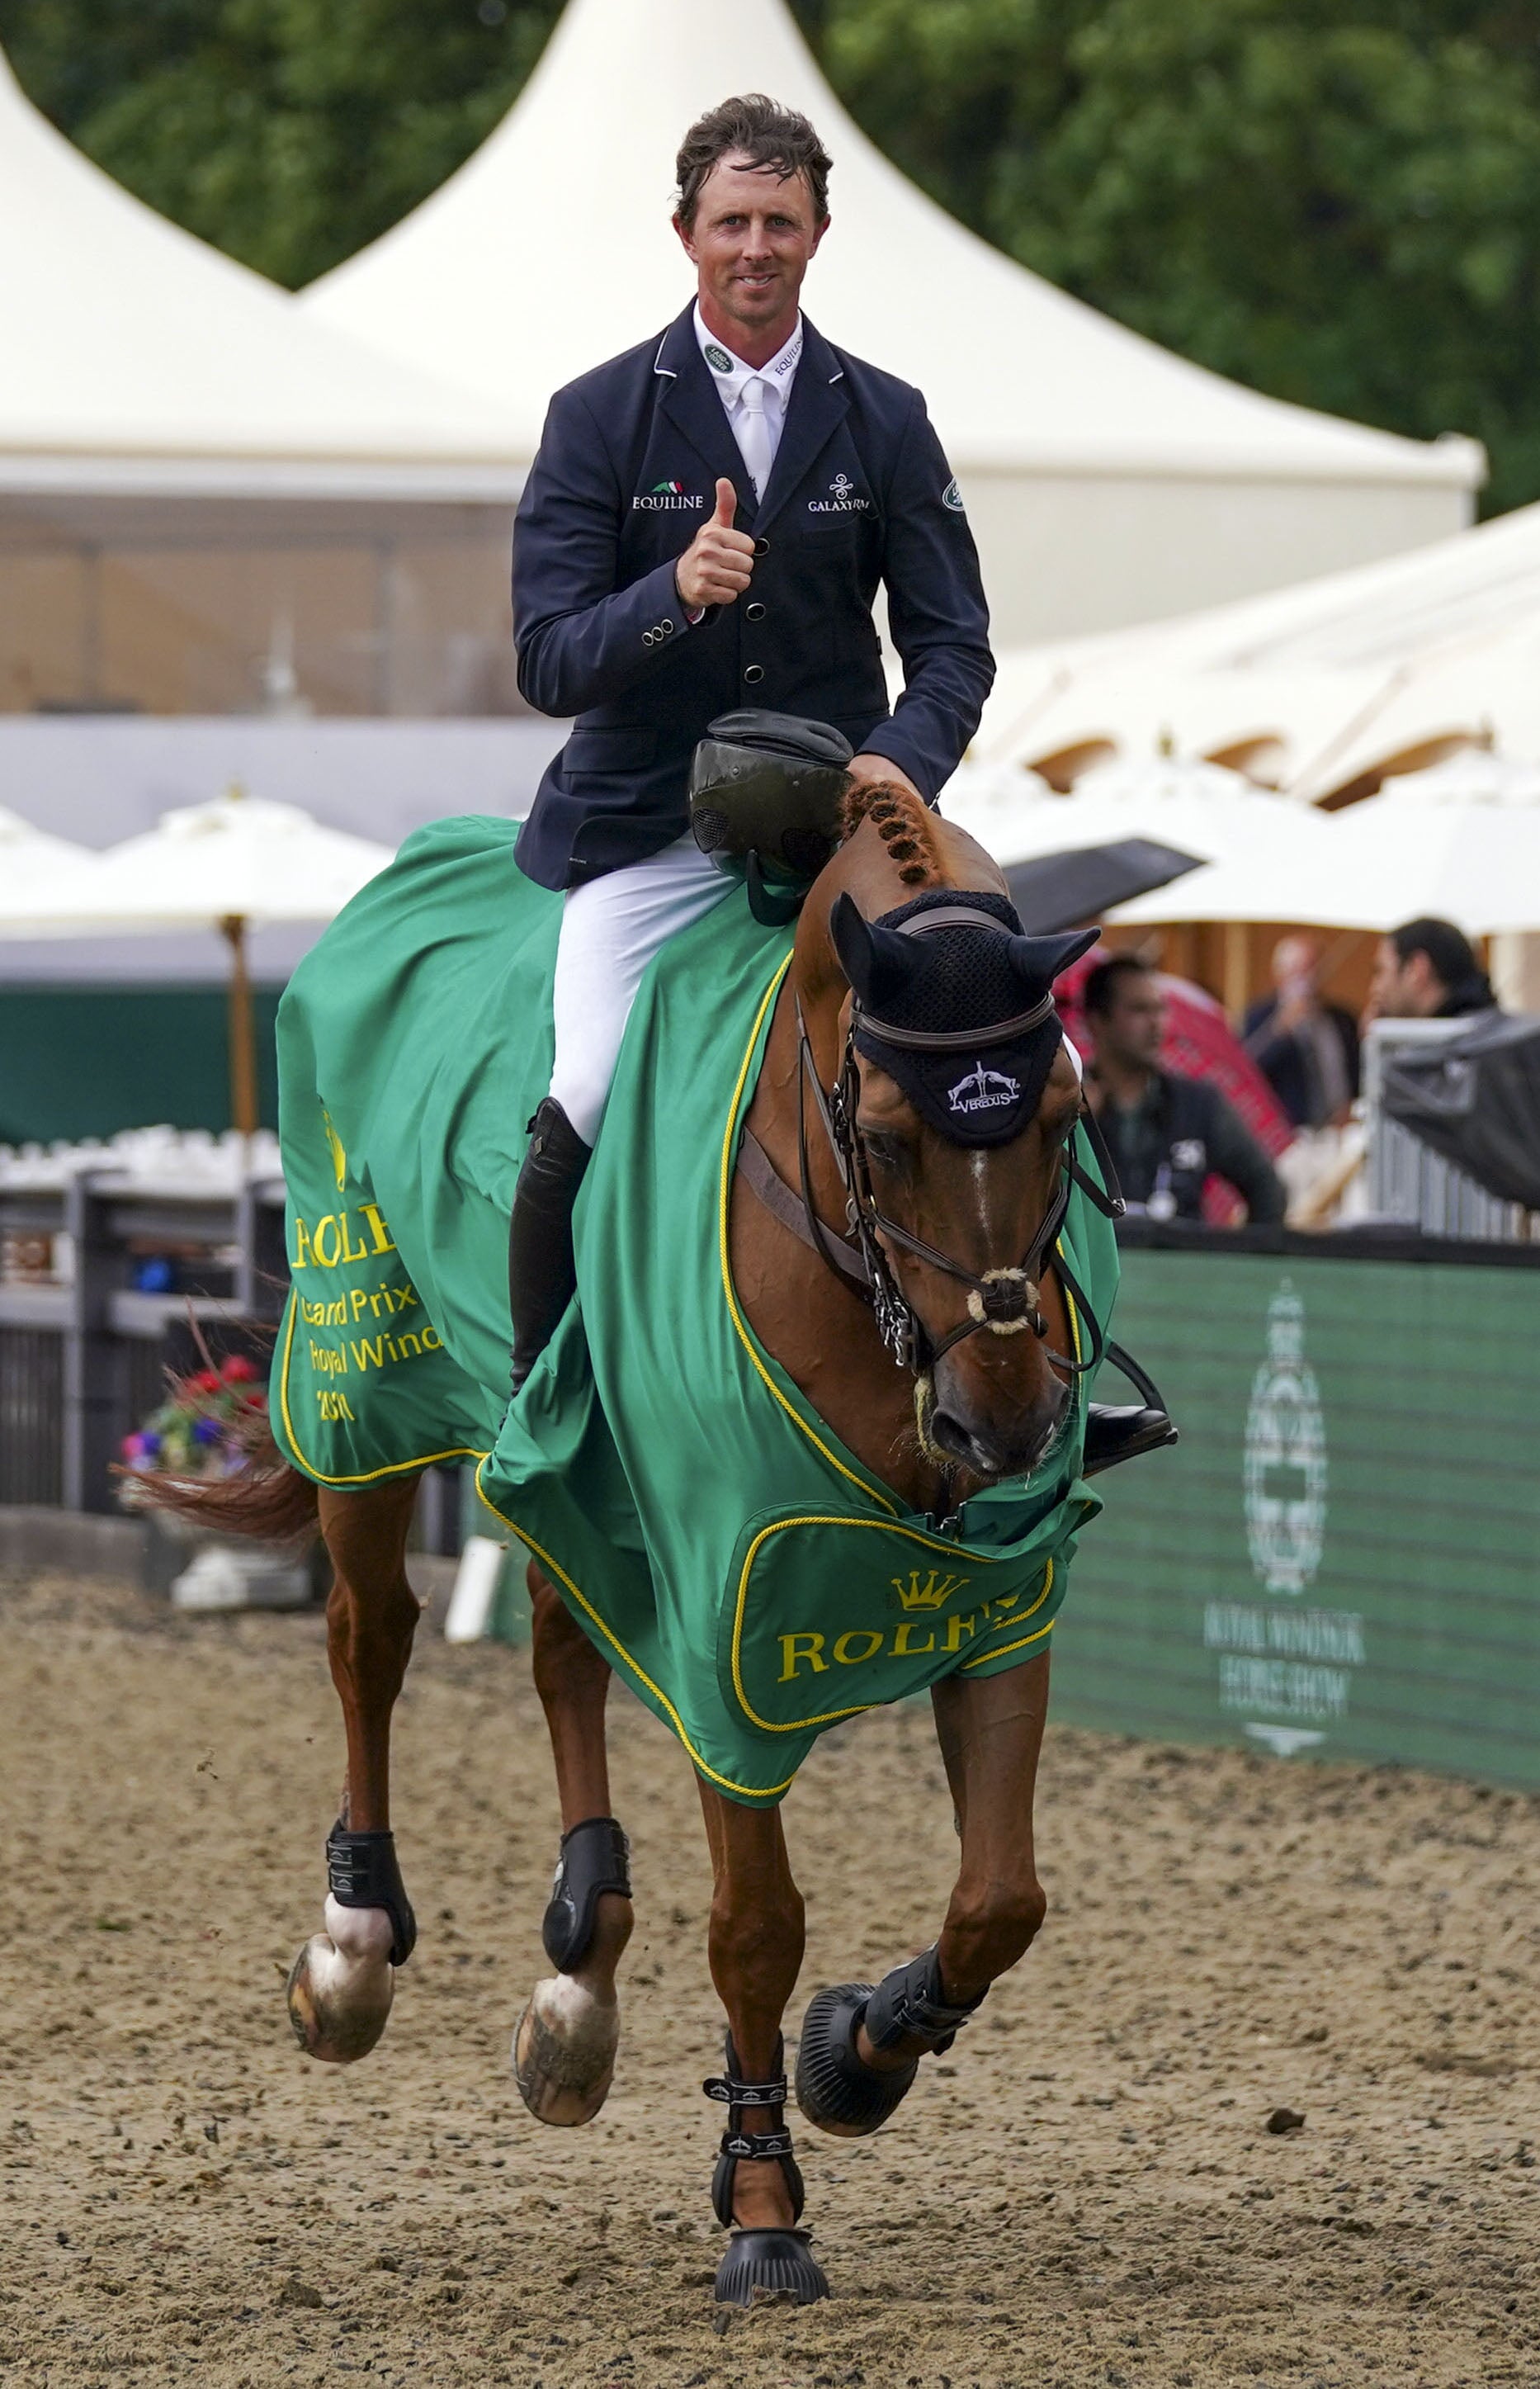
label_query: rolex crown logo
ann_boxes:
[890,1569,971,1611]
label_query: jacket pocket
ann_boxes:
[562,725,657,778]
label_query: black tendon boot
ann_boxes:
[508,1099,592,1395]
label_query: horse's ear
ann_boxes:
[1006,925,1099,988]
[829,892,913,1008]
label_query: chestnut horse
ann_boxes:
[147,783,1117,2306]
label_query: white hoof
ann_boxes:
[513,1972,619,2126]
[286,1899,396,2064]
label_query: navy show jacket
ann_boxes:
[512,304,994,889]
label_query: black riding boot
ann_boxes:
[508,1098,592,1395]
[1082,1401,1178,1478]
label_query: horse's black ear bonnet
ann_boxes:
[831,890,1097,1147]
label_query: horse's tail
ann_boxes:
[130,1408,320,1548]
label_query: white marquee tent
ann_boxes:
[0,47,514,490]
[971,498,1540,805]
[302,0,1483,647]
[0,44,527,717]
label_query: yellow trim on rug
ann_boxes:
[474,1459,801,1804]
[276,1291,486,1488]
[730,1511,1010,1732]
[960,1558,1056,1668]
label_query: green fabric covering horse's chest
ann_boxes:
[272,814,1121,1805]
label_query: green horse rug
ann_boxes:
[271,815,1119,1805]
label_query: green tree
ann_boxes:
[820,0,1540,513]
[0,0,561,289]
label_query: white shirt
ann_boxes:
[692,302,803,500]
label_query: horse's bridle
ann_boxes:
[792,904,1126,1381]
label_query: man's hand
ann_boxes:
[675,478,755,612]
[847,751,924,802]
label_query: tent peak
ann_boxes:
[302,0,1482,493]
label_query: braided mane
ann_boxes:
[838,778,944,887]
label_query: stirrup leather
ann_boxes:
[705,2036,805,2228]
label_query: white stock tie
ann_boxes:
[739,376,774,504]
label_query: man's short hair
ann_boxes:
[1083,953,1154,1020]
[1389,916,1478,992]
[675,93,832,229]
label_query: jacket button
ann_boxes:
[660,618,674,635]
[753,537,770,556]
[744,601,766,622]
[643,631,656,646]
[743,664,765,684]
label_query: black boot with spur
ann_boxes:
[508,1097,591,1395]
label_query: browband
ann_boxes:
[890,905,1016,939]
[856,991,1056,1053]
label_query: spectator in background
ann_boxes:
[1365,917,1497,1024]
[1084,955,1287,1225]
[1244,934,1359,1129]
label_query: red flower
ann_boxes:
[221,1354,258,1384]
[191,1368,221,1393]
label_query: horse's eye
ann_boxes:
[863,1131,909,1173]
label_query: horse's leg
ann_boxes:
[286,1475,423,2064]
[513,1562,634,2126]
[796,1653,1051,2135]
[697,1786,827,2304]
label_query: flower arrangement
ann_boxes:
[120,1353,268,1499]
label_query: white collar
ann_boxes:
[692,302,803,404]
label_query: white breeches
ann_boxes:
[548,834,733,1144]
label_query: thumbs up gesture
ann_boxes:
[674,476,756,611]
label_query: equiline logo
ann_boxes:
[947,1061,1021,1117]
[808,471,872,514]
[633,480,705,512]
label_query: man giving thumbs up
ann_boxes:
[505,92,993,1392]
[676,477,758,613]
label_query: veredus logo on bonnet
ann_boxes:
[633,480,705,511]
[809,472,872,514]
[948,1061,1022,1118]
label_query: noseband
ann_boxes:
[790,903,1125,1380]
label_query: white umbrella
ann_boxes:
[1307,787,1540,938]
[947,750,1330,874]
[1110,756,1540,938]
[1377,747,1540,807]
[0,804,102,906]
[0,788,394,1133]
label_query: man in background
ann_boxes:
[1244,934,1358,1128]
[1084,955,1286,1224]
[1365,917,1496,1024]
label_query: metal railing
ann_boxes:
[0,1170,287,1511]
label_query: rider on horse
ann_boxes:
[505,92,994,1387]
